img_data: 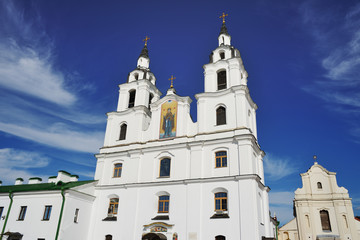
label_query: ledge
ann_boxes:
[102,216,117,221]
[210,213,229,219]
[151,215,169,220]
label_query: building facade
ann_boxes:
[89,21,274,240]
[0,171,96,240]
[279,162,360,240]
[0,21,275,240]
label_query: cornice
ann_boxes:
[95,174,264,190]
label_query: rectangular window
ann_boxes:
[158,196,170,213]
[214,193,227,211]
[43,205,52,220]
[18,206,27,221]
[215,151,227,168]
[0,207,3,218]
[74,208,79,223]
[108,198,119,215]
[113,163,122,178]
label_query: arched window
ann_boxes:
[217,70,227,90]
[220,52,225,59]
[305,214,310,228]
[108,198,119,215]
[149,93,154,107]
[159,158,171,177]
[216,106,226,125]
[215,235,225,240]
[113,163,122,178]
[320,210,331,231]
[105,235,112,240]
[134,73,139,80]
[317,182,322,189]
[119,124,127,140]
[158,195,170,213]
[215,151,227,168]
[214,192,227,211]
[128,90,136,108]
[343,215,348,228]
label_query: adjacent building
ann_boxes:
[278,162,360,240]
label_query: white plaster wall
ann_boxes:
[2,192,62,240]
[59,192,95,240]
[89,177,269,240]
[0,195,11,232]
[294,163,360,240]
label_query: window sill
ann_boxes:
[158,176,170,179]
[102,216,117,221]
[41,219,50,221]
[17,219,24,221]
[210,213,229,219]
[151,215,169,220]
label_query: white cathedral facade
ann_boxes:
[0,21,276,240]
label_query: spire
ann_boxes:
[137,36,150,69]
[219,22,229,36]
[139,45,149,58]
[139,36,150,59]
[219,12,229,36]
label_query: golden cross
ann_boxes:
[168,75,176,88]
[219,12,228,23]
[143,36,150,46]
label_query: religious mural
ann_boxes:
[159,100,177,139]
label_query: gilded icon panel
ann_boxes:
[159,100,177,139]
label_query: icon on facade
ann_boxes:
[160,100,177,139]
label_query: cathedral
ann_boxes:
[0,16,276,240]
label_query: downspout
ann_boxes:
[55,188,65,240]
[0,192,13,240]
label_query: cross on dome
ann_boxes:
[219,12,228,23]
[143,36,150,46]
[313,155,318,164]
[168,75,176,88]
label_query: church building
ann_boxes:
[0,16,276,240]
[278,161,360,240]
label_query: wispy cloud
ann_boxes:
[0,122,103,153]
[299,2,360,108]
[0,1,104,154]
[0,148,50,184]
[299,1,360,145]
[264,154,298,181]
[269,191,295,224]
[269,191,294,206]
[0,1,76,106]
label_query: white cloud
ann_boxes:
[0,1,105,154]
[0,148,50,184]
[264,154,298,181]
[0,1,76,106]
[268,191,295,225]
[0,122,103,153]
[299,2,360,105]
[0,43,76,106]
[269,191,294,206]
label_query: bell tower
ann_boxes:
[196,15,257,138]
[103,38,161,147]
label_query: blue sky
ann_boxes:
[0,0,359,224]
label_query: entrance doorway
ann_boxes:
[142,233,167,240]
